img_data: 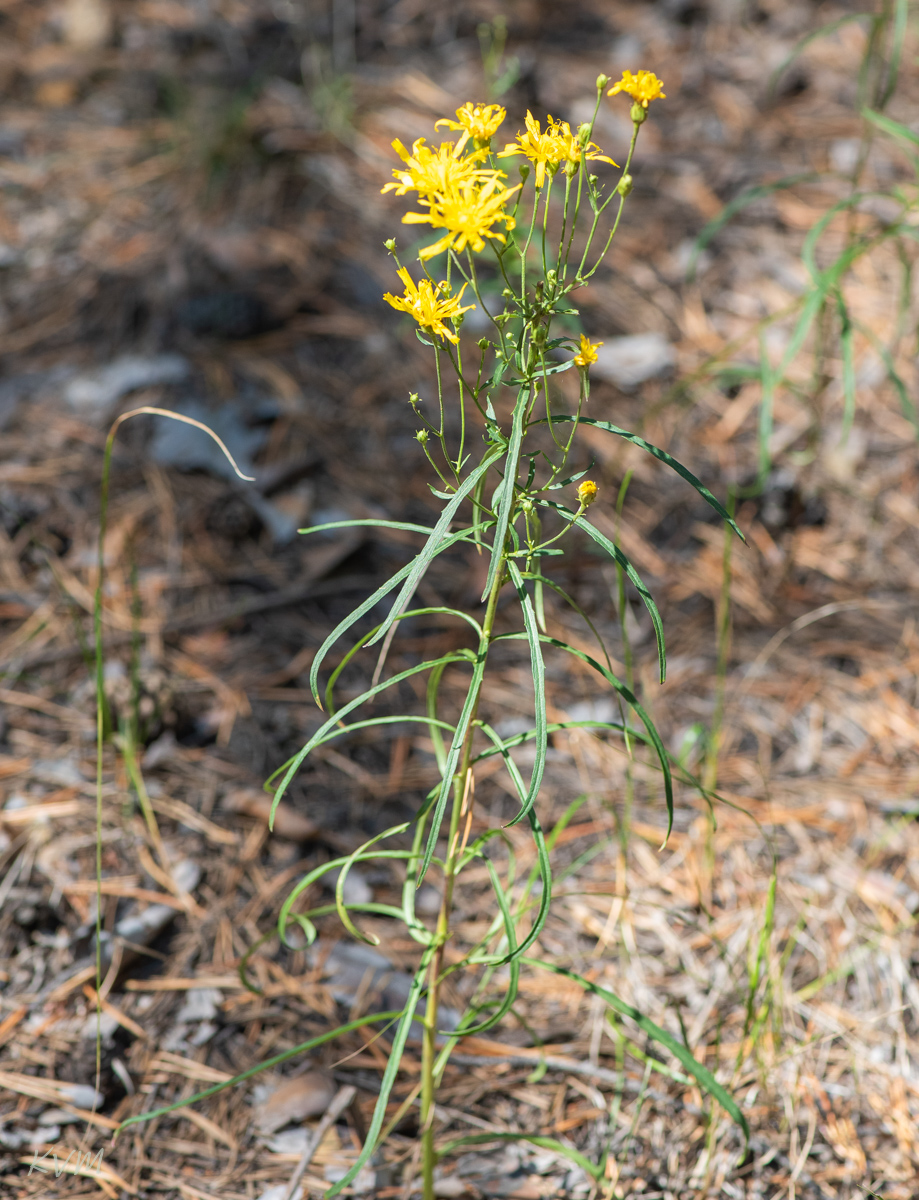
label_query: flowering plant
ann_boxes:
[276,69,746,1197]
[115,69,747,1197]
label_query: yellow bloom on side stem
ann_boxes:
[577,480,599,508]
[403,175,520,260]
[607,69,666,108]
[435,102,506,153]
[499,111,616,187]
[573,334,603,368]
[381,137,496,198]
[383,267,475,343]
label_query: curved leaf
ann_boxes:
[538,500,667,684]
[371,449,503,647]
[536,417,743,540]
[523,958,750,1143]
[504,561,547,825]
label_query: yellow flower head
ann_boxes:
[381,137,495,198]
[573,334,603,369]
[383,267,475,343]
[403,174,520,260]
[498,112,616,188]
[577,480,599,508]
[435,102,506,153]
[607,69,666,108]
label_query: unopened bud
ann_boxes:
[630,102,647,125]
[577,480,599,508]
[477,337,491,350]
[416,429,429,445]
[596,74,610,90]
[518,163,530,182]
[384,238,397,252]
[617,174,633,197]
[408,391,420,407]
[577,123,591,147]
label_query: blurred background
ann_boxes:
[2,2,919,1197]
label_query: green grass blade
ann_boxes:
[537,417,743,539]
[504,562,547,825]
[767,14,869,97]
[115,1011,404,1137]
[837,291,857,441]
[684,173,818,280]
[523,959,750,1143]
[436,1132,603,1181]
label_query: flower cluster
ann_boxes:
[499,111,617,187]
[382,105,518,263]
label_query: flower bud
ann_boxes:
[630,102,647,125]
[384,238,397,252]
[577,480,599,508]
[577,122,592,147]
[518,163,530,182]
[477,337,491,350]
[408,391,420,407]
[416,429,429,445]
[617,174,633,197]
[596,74,610,91]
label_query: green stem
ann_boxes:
[420,559,506,1200]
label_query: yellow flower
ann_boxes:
[383,267,475,343]
[607,70,666,108]
[403,175,520,260]
[381,137,495,198]
[577,480,599,508]
[435,102,506,153]
[498,111,616,187]
[573,334,603,368]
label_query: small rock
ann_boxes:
[58,1083,104,1109]
[323,866,372,906]
[415,884,441,916]
[63,354,189,419]
[590,333,675,390]
[257,1186,303,1200]
[255,1069,336,1135]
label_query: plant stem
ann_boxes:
[420,559,506,1199]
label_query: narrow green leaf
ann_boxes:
[538,417,743,540]
[271,653,467,816]
[436,1132,603,1181]
[327,959,431,1196]
[685,173,818,280]
[373,449,503,646]
[309,525,483,705]
[523,959,750,1142]
[481,391,527,602]
[447,859,520,1035]
[115,1011,405,1137]
[862,106,919,152]
[504,562,547,825]
[538,500,667,684]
